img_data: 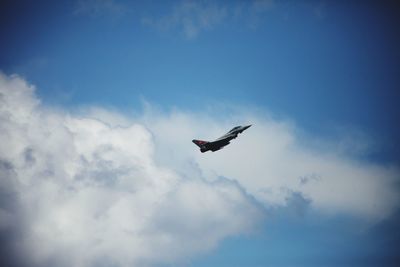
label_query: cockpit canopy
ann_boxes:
[228,126,241,132]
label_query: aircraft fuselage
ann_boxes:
[192,125,251,153]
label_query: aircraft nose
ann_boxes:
[244,124,252,129]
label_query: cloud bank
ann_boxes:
[140,105,399,220]
[0,73,399,266]
[0,74,262,267]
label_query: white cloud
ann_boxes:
[139,104,400,220]
[0,73,263,267]
[0,73,399,267]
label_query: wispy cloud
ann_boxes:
[142,0,276,39]
[232,0,275,29]
[73,0,128,18]
[142,0,228,39]
[313,1,326,19]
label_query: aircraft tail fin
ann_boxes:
[192,139,208,147]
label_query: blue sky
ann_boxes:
[1,1,400,267]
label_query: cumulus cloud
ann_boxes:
[0,73,263,267]
[0,73,399,267]
[137,104,400,221]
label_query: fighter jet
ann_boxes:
[192,125,252,153]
